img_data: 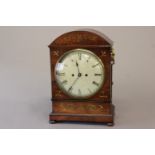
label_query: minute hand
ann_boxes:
[68,77,79,91]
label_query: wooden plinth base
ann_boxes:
[49,104,114,126]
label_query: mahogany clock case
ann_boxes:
[49,30,114,125]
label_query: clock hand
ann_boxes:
[76,61,82,77]
[68,77,80,91]
[68,61,82,91]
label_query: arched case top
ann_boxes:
[49,31,113,48]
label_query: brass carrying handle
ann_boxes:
[111,48,115,63]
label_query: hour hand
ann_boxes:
[76,61,78,67]
[76,61,80,73]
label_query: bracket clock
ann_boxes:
[48,30,115,126]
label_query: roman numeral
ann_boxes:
[78,89,81,95]
[56,72,65,76]
[94,73,102,76]
[61,80,67,85]
[92,63,99,68]
[88,88,92,93]
[92,81,99,86]
[68,87,73,92]
[87,56,91,62]
[78,52,81,60]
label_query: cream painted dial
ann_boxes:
[55,49,105,99]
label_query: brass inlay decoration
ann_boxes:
[101,51,106,57]
[55,90,62,97]
[56,34,98,44]
[100,95,108,98]
[53,50,59,56]
[99,91,108,98]
[60,104,105,112]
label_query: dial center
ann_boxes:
[78,73,82,77]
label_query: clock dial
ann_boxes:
[55,49,105,99]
